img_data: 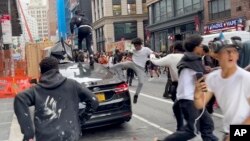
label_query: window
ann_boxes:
[101,0,104,17]
[193,0,201,10]
[175,0,201,16]
[114,21,137,41]
[176,0,184,16]
[127,0,136,15]
[154,3,160,23]
[209,0,231,20]
[113,0,121,16]
[184,0,192,13]
[160,0,167,20]
[142,0,148,14]
[166,0,173,18]
[96,26,105,52]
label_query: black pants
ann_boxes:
[127,68,134,85]
[173,100,184,131]
[164,100,218,141]
[78,26,93,55]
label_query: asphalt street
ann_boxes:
[80,74,224,141]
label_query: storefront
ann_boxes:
[150,22,198,52]
[204,17,246,34]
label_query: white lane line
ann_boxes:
[0,110,13,113]
[129,90,224,119]
[133,114,173,134]
[0,122,12,125]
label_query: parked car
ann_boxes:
[58,62,132,129]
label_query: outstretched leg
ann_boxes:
[110,61,145,103]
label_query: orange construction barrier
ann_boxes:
[0,80,15,98]
[0,76,32,98]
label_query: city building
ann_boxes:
[203,0,250,34]
[91,0,148,52]
[146,0,203,52]
[17,0,39,42]
[28,0,49,40]
[47,0,58,41]
[0,0,22,40]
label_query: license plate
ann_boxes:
[96,93,105,102]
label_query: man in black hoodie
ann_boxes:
[70,10,94,65]
[14,57,99,141]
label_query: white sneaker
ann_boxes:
[148,77,154,81]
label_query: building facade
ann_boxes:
[18,0,39,42]
[147,0,203,52]
[28,0,49,40]
[91,0,148,52]
[47,0,58,41]
[204,0,250,34]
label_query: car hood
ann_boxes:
[59,62,122,87]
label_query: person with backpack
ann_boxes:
[70,10,94,66]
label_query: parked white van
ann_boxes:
[202,31,250,45]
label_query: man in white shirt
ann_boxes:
[110,38,154,104]
[150,41,185,131]
[194,39,250,141]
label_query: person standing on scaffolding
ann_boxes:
[70,10,94,65]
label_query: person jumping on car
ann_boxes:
[70,10,94,66]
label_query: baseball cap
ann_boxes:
[208,39,242,53]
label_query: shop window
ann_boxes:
[209,0,231,20]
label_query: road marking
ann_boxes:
[0,110,13,113]
[129,90,224,119]
[133,114,173,134]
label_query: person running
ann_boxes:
[110,37,155,104]
[14,57,99,141]
[70,10,94,65]
[195,39,250,141]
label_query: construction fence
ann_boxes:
[0,42,54,98]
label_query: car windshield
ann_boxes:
[59,63,113,83]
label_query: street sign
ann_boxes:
[1,15,12,44]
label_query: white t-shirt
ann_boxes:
[132,47,153,68]
[176,68,197,101]
[150,53,184,81]
[206,67,250,133]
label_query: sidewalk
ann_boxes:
[0,98,22,141]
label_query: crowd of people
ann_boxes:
[91,35,250,141]
[13,33,250,141]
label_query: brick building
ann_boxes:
[204,0,250,34]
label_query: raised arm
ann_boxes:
[150,54,171,67]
